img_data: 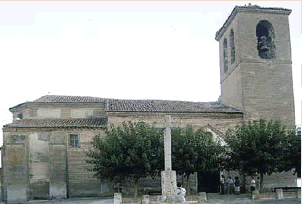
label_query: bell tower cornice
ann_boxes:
[215,5,291,41]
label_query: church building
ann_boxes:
[1,5,297,202]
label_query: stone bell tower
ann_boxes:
[215,4,295,128]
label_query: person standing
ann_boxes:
[234,176,240,195]
[227,176,234,195]
[220,175,226,194]
[250,177,256,198]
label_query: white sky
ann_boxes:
[0,1,301,146]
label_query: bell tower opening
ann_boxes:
[256,20,275,59]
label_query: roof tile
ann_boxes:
[12,95,242,113]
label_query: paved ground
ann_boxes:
[3,194,300,204]
[205,194,301,204]
[5,198,114,204]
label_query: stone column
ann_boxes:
[164,115,172,171]
[161,115,177,197]
[276,189,284,199]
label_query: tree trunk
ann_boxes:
[186,174,190,195]
[260,173,264,193]
[134,179,139,198]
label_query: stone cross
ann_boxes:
[161,115,177,197]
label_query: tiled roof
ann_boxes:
[4,118,107,128]
[107,99,241,113]
[10,95,242,113]
[34,95,106,103]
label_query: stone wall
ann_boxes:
[2,127,107,201]
[29,132,50,199]
[11,103,106,121]
[49,133,67,199]
[240,62,295,128]
[2,131,29,202]
[108,112,243,135]
[244,170,298,192]
[67,129,107,197]
[221,170,298,193]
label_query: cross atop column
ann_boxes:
[161,115,178,198]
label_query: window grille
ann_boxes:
[70,134,79,147]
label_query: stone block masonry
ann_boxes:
[49,134,67,200]
[2,133,29,203]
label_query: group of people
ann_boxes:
[220,175,240,195]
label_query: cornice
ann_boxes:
[215,5,291,41]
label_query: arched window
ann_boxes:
[223,38,228,73]
[230,29,235,64]
[256,20,275,59]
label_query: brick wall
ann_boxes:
[108,112,243,135]
[11,103,106,120]
[66,129,107,197]
[2,131,30,202]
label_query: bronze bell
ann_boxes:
[260,45,269,52]
[259,36,269,52]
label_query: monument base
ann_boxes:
[161,170,177,196]
[158,195,187,204]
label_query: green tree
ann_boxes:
[172,126,225,192]
[225,119,299,192]
[86,121,164,197]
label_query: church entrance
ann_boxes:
[198,171,220,193]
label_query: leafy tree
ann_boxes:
[172,125,225,192]
[86,121,164,197]
[225,119,299,192]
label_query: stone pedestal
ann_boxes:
[142,195,150,204]
[252,190,260,200]
[161,170,177,196]
[114,193,122,204]
[276,189,284,199]
[198,192,207,202]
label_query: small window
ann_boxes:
[70,134,79,147]
[17,113,23,119]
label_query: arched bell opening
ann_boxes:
[256,20,275,59]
